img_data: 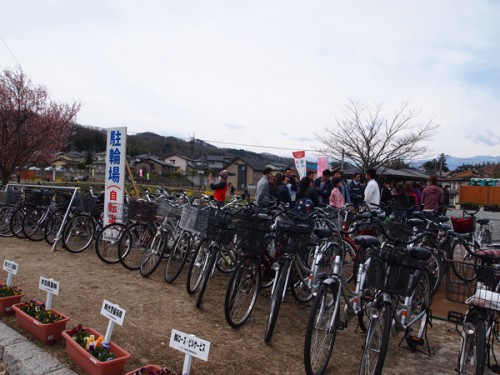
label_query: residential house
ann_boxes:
[224,156,292,192]
[131,154,177,176]
[164,154,193,175]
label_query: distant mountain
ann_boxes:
[70,124,294,167]
[411,155,500,171]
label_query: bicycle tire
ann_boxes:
[44,208,67,245]
[264,257,291,343]
[140,229,169,277]
[450,238,478,282]
[22,207,46,241]
[359,298,392,375]
[224,256,260,328]
[291,257,314,304]
[95,223,127,264]
[427,251,444,297]
[62,214,96,253]
[458,313,486,375]
[10,206,30,238]
[187,239,211,294]
[304,281,340,375]
[195,244,218,308]
[343,239,357,294]
[0,206,16,237]
[358,286,376,334]
[118,223,150,270]
[164,231,191,283]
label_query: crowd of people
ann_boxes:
[252,167,452,216]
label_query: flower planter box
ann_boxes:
[62,326,131,375]
[0,294,23,315]
[12,302,69,344]
[125,365,163,375]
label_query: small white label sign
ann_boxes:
[3,259,18,275]
[39,276,59,295]
[169,329,211,361]
[100,299,126,326]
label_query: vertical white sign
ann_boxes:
[293,150,307,179]
[104,127,127,225]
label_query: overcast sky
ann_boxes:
[1,1,500,160]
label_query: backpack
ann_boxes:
[294,198,315,217]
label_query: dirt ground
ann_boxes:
[0,235,464,375]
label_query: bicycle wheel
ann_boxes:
[140,229,170,277]
[216,241,238,274]
[343,239,357,293]
[458,313,486,375]
[0,206,15,237]
[95,223,127,264]
[10,206,31,238]
[450,238,478,282]
[187,239,211,294]
[164,231,191,283]
[264,257,291,343]
[62,214,96,253]
[291,257,314,304]
[44,208,66,245]
[304,281,340,375]
[22,207,46,241]
[224,256,260,328]
[359,298,392,375]
[196,244,218,308]
[482,229,492,246]
[118,223,151,270]
[427,251,444,297]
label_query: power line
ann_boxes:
[0,35,20,66]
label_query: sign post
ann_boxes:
[39,276,60,310]
[100,299,126,344]
[103,127,127,226]
[3,259,19,287]
[169,329,211,375]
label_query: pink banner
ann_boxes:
[317,156,329,178]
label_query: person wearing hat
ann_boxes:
[208,170,229,202]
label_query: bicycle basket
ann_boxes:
[384,220,413,243]
[24,189,53,206]
[234,212,273,252]
[179,205,209,235]
[127,200,158,221]
[275,215,313,255]
[365,250,427,297]
[451,216,475,234]
[206,207,236,244]
[0,189,20,204]
[445,261,500,309]
[55,191,76,209]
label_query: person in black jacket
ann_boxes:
[313,169,333,205]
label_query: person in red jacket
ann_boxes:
[209,170,229,202]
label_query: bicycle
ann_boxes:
[163,195,211,283]
[445,245,500,374]
[224,205,278,328]
[359,237,433,375]
[303,218,369,375]
[186,197,243,309]
[263,206,316,343]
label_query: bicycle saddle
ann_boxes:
[407,246,432,261]
[354,235,380,247]
[477,219,490,225]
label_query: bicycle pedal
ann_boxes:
[336,321,346,330]
[448,311,464,324]
[405,335,424,347]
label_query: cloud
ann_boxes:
[471,129,500,147]
[223,123,244,130]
